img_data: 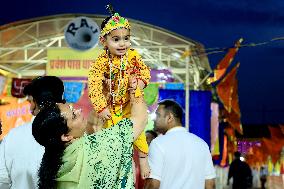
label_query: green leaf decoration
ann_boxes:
[144,83,159,105]
[119,18,125,24]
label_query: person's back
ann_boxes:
[146,99,215,189]
[0,76,65,189]
[0,122,44,189]
[228,152,252,189]
[149,127,215,189]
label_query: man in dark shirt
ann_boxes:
[228,151,252,189]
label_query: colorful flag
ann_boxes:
[224,109,243,134]
[207,38,243,84]
[217,63,240,113]
[217,62,243,134]
[231,77,240,116]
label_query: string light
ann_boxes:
[188,37,284,58]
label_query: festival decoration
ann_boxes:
[11,78,32,98]
[207,38,243,84]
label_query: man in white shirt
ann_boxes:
[144,99,216,189]
[0,76,65,189]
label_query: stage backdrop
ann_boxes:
[159,89,212,147]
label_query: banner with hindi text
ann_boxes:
[47,48,102,77]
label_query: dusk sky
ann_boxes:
[1,0,284,124]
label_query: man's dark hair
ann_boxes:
[146,130,158,138]
[234,151,241,158]
[158,99,183,123]
[23,76,65,107]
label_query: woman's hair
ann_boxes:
[32,104,69,189]
[23,76,66,105]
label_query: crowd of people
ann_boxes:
[0,74,217,189]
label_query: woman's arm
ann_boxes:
[86,110,104,134]
[129,78,148,141]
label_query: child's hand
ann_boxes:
[98,108,111,120]
[103,78,111,88]
[129,77,138,92]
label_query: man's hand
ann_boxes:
[205,178,216,189]
[144,178,160,189]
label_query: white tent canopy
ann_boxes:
[0,14,211,88]
[0,14,213,128]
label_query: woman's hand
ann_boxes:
[128,77,138,93]
[137,79,145,89]
[98,108,111,120]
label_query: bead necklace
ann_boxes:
[108,51,128,117]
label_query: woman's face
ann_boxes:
[58,103,87,139]
[27,95,40,116]
[103,28,131,56]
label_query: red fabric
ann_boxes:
[133,149,145,189]
[224,109,243,134]
[217,63,243,134]
[246,146,264,166]
[268,126,284,139]
[73,88,93,118]
[11,78,32,98]
[262,138,283,163]
[217,38,242,70]
[231,78,240,115]
[224,126,235,138]
[220,135,228,167]
[207,38,243,83]
[217,63,240,113]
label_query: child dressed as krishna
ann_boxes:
[88,5,151,179]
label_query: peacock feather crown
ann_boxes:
[100,13,131,38]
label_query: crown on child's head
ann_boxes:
[100,5,131,38]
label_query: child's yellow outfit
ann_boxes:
[88,48,150,153]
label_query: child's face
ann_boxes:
[103,28,131,56]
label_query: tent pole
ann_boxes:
[185,46,190,130]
